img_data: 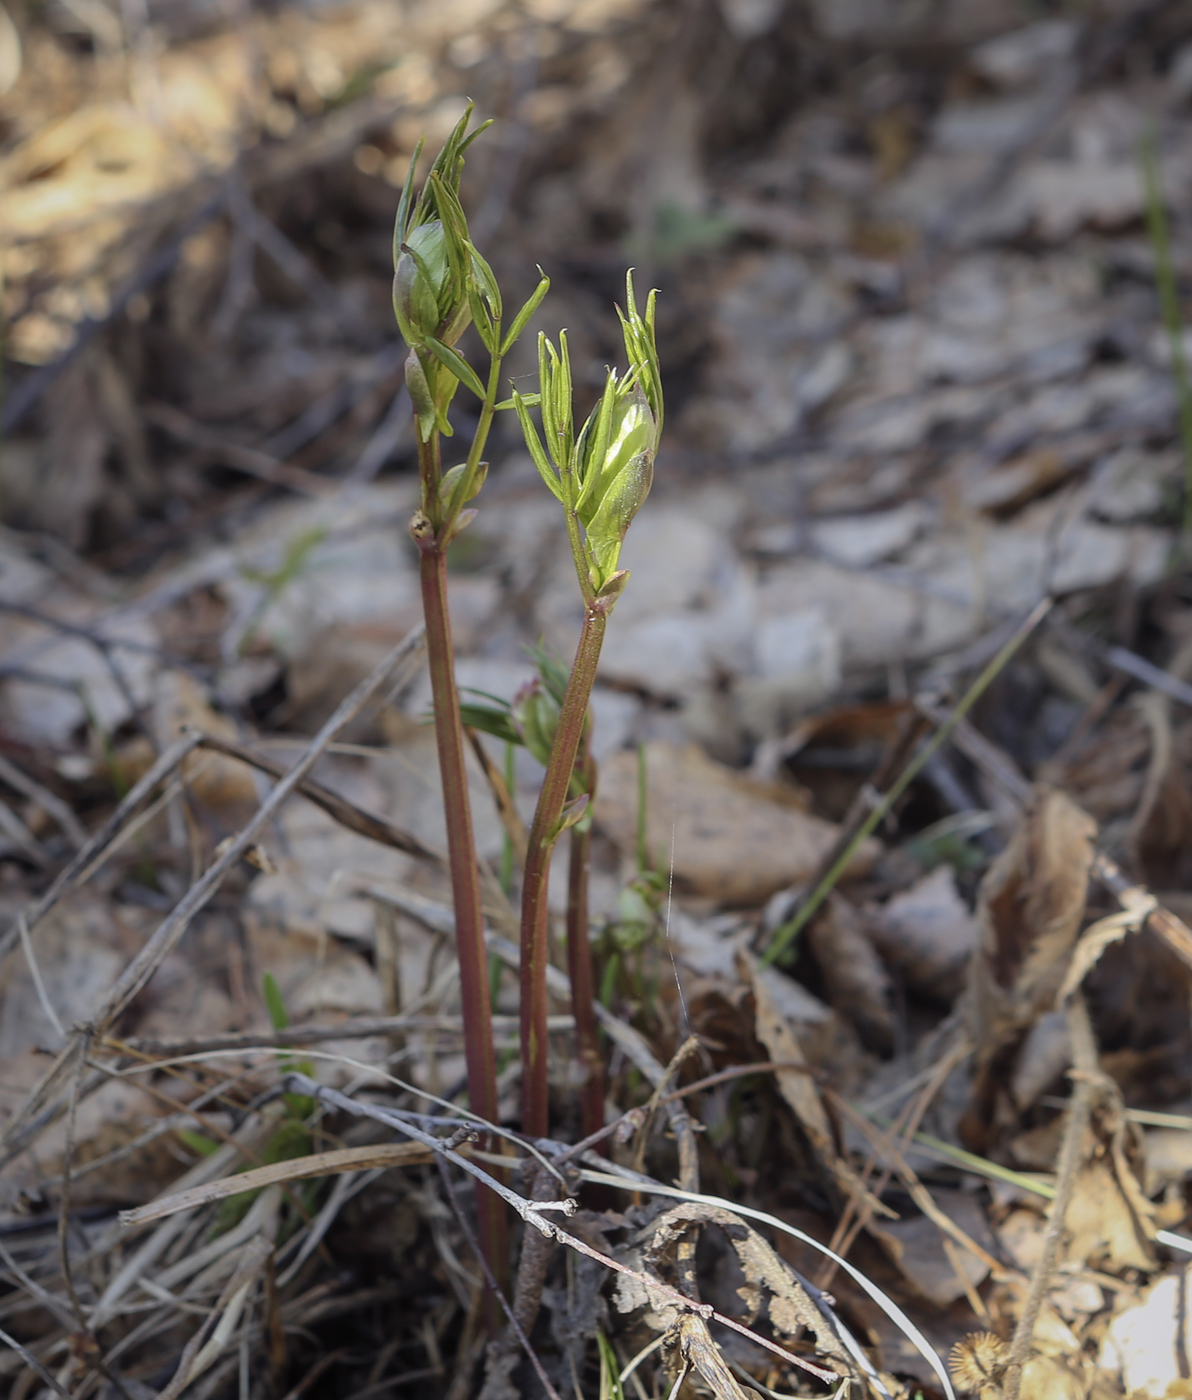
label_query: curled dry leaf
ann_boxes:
[868,863,981,1003]
[806,895,895,1054]
[744,949,894,1222]
[1063,1098,1156,1274]
[594,741,879,906]
[664,1312,753,1400]
[962,786,1097,1151]
[642,1200,856,1380]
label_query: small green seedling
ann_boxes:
[390,107,662,1287]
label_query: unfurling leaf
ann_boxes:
[548,792,590,843]
[424,337,487,399]
[439,460,489,517]
[513,278,662,597]
[441,508,477,544]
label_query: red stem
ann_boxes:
[566,748,605,1148]
[414,473,507,1306]
[520,605,608,1138]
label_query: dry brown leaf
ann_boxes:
[665,1313,753,1400]
[643,1201,855,1377]
[807,895,895,1054]
[1099,1265,1192,1394]
[868,863,981,1002]
[155,671,260,815]
[595,741,879,906]
[963,786,1097,1150]
[744,950,894,1221]
[978,786,1098,1018]
[870,1190,998,1308]
[1017,1353,1087,1400]
[1063,1100,1156,1274]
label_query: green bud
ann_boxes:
[439,459,489,515]
[577,381,655,584]
[548,792,590,843]
[393,221,474,351]
[512,276,662,597]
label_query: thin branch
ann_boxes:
[144,402,335,498]
[113,1012,575,1058]
[0,752,86,848]
[191,730,442,862]
[434,1156,564,1400]
[0,631,424,1160]
[762,597,1053,964]
[0,730,203,969]
[1003,993,1104,1400]
[0,1324,74,1400]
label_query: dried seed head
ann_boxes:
[949,1331,1009,1392]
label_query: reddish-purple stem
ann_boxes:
[520,605,608,1139]
[413,431,507,1308]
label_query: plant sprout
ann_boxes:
[510,284,662,1138]
[392,108,662,1280]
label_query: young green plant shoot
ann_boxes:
[393,106,548,1295]
[512,282,663,1138]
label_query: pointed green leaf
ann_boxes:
[456,114,492,158]
[618,271,663,444]
[429,172,470,288]
[500,271,550,355]
[537,333,559,463]
[460,703,521,747]
[393,135,425,257]
[575,369,619,515]
[405,351,438,440]
[552,330,574,466]
[466,279,498,354]
[263,972,290,1032]
[424,337,487,400]
[512,389,563,502]
[468,245,502,322]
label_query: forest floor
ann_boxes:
[3,1,1192,1397]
